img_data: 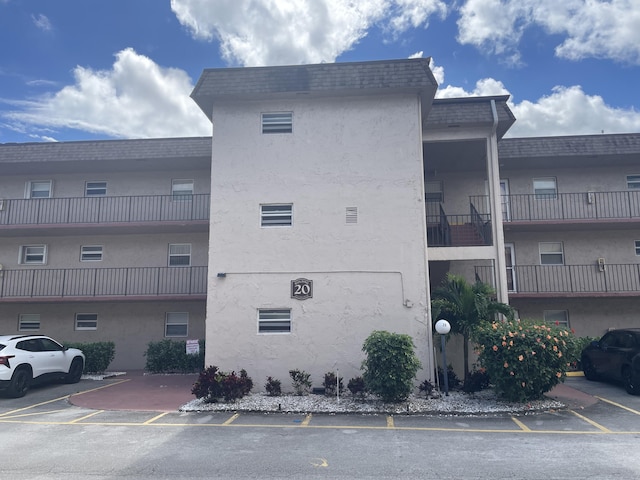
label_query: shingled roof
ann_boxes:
[191,58,438,120]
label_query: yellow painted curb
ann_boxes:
[566,371,584,377]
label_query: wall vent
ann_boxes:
[345,207,358,224]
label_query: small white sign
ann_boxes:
[186,339,200,355]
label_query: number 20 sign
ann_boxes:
[291,278,313,300]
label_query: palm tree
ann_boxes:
[431,274,514,383]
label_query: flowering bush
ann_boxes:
[474,320,577,402]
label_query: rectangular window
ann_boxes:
[20,245,47,264]
[85,181,107,196]
[19,314,41,331]
[258,309,291,334]
[165,312,188,337]
[533,177,557,199]
[75,313,98,331]
[172,179,194,199]
[539,242,564,265]
[627,175,640,189]
[262,112,292,134]
[544,310,569,328]
[168,243,191,266]
[80,245,103,262]
[425,181,444,202]
[27,180,52,199]
[636,240,640,256]
[261,204,293,227]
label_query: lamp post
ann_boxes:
[435,319,451,396]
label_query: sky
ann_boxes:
[1,0,639,144]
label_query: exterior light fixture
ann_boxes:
[434,319,451,396]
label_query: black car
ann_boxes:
[581,328,640,395]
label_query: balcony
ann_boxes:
[475,264,640,297]
[0,266,208,302]
[0,194,211,235]
[426,202,492,247]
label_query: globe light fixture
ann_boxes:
[434,319,451,396]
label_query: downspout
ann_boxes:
[487,100,509,304]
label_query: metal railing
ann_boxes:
[0,194,210,226]
[471,191,640,222]
[0,266,208,299]
[426,202,491,246]
[474,263,640,295]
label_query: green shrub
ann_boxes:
[567,335,599,369]
[347,376,366,398]
[322,371,344,396]
[474,319,577,402]
[361,330,422,403]
[192,366,253,403]
[65,341,115,373]
[265,376,282,396]
[436,365,461,390]
[144,339,205,373]
[289,369,312,395]
[462,368,491,393]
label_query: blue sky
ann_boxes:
[1,0,639,143]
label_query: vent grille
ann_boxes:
[346,207,358,224]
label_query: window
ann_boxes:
[636,240,640,256]
[261,204,293,227]
[262,112,292,134]
[165,312,188,337]
[533,177,557,199]
[627,175,640,189]
[26,180,52,198]
[80,245,103,262]
[85,181,107,196]
[19,314,40,331]
[258,309,291,334]
[75,313,98,331]
[172,179,194,199]
[168,243,191,266]
[425,181,444,202]
[544,310,569,328]
[20,245,47,264]
[539,242,564,265]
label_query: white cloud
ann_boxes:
[170,0,447,66]
[32,13,52,32]
[457,0,640,65]
[5,48,211,139]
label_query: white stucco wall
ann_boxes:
[206,94,433,389]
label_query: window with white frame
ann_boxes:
[425,181,444,202]
[258,309,291,334]
[539,242,564,265]
[261,112,292,134]
[168,243,191,266]
[165,312,188,337]
[544,310,569,328]
[533,177,557,199]
[26,180,52,198]
[80,245,103,262]
[627,175,640,189]
[172,179,194,199]
[260,204,293,227]
[20,245,47,264]
[85,181,107,196]
[19,314,41,331]
[636,240,640,256]
[75,313,98,331]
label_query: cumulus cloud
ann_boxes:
[32,13,52,32]
[5,48,211,139]
[170,0,447,66]
[457,0,640,65]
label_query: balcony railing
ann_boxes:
[0,266,208,299]
[471,191,640,222]
[0,194,210,226]
[474,264,640,295]
[426,202,491,246]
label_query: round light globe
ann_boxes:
[435,319,451,335]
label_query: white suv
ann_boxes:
[0,335,85,398]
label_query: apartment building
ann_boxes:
[1,58,638,381]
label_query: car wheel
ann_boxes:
[65,357,84,384]
[8,367,31,398]
[582,357,598,381]
[622,367,639,395]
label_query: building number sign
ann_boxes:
[291,278,313,300]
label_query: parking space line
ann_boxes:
[301,414,312,426]
[386,416,395,428]
[511,417,531,432]
[222,413,240,425]
[0,395,70,417]
[0,409,68,420]
[569,409,612,433]
[71,379,131,396]
[144,412,169,424]
[596,396,640,415]
[70,410,104,423]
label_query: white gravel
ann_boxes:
[179,389,564,416]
